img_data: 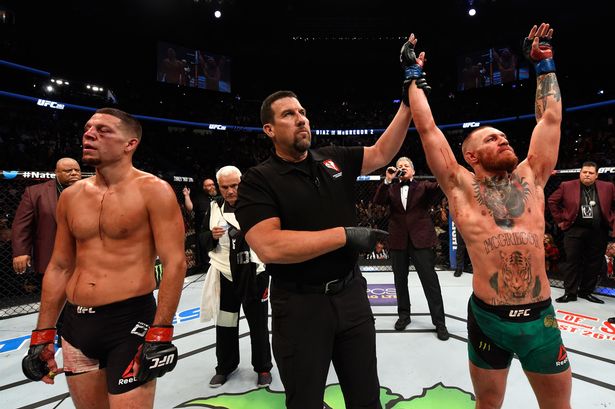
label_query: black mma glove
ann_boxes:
[135,325,178,382]
[344,227,389,252]
[22,328,57,382]
[400,40,431,105]
[523,33,555,75]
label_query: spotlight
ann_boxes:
[467,0,476,16]
[214,10,221,18]
[45,85,54,92]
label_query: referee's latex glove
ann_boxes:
[344,227,389,252]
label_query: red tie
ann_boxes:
[608,257,613,276]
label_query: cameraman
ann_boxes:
[373,157,449,339]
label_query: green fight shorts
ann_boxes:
[467,294,570,374]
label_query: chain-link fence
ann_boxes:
[0,171,201,319]
[353,171,615,295]
[2,168,615,319]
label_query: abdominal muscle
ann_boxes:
[467,235,551,306]
[66,238,157,307]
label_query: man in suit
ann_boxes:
[12,157,81,280]
[548,161,615,304]
[373,157,449,340]
[183,178,219,271]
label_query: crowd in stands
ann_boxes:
[1,91,614,279]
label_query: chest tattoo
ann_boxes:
[473,173,530,229]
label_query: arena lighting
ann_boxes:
[214,10,221,18]
[467,0,476,16]
[45,85,54,93]
[2,89,615,133]
[50,78,69,86]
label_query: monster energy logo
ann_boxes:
[478,341,491,351]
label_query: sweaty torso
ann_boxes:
[449,163,550,305]
[65,172,157,306]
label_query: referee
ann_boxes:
[236,84,417,408]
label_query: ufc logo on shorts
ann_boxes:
[509,309,531,318]
[77,306,95,314]
[130,322,150,337]
[149,354,175,369]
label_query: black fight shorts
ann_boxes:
[61,293,156,394]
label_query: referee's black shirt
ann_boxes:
[236,146,363,285]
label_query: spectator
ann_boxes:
[366,241,389,260]
[548,161,615,304]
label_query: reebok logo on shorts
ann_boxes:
[556,345,568,366]
[119,356,138,385]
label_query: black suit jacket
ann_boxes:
[373,179,441,250]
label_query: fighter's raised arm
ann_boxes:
[522,23,562,186]
[406,41,464,195]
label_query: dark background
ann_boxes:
[1,0,613,114]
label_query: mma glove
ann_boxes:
[522,35,555,75]
[135,325,178,382]
[400,40,431,105]
[22,328,56,381]
[344,227,389,252]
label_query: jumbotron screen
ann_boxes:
[157,41,231,93]
[457,46,529,91]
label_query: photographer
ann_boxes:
[373,157,448,339]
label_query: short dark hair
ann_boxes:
[582,161,598,171]
[461,125,490,156]
[260,90,298,126]
[95,107,142,140]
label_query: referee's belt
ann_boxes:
[273,270,355,296]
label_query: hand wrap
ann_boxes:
[400,41,431,105]
[22,328,56,381]
[523,36,555,75]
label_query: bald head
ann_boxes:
[55,157,81,187]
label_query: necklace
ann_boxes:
[583,186,596,207]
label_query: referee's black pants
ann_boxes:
[390,245,446,327]
[270,275,381,409]
[215,272,272,376]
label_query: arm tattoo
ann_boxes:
[535,73,561,121]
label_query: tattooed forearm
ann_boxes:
[535,73,561,121]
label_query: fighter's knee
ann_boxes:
[475,394,505,409]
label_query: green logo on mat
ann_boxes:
[176,382,475,408]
